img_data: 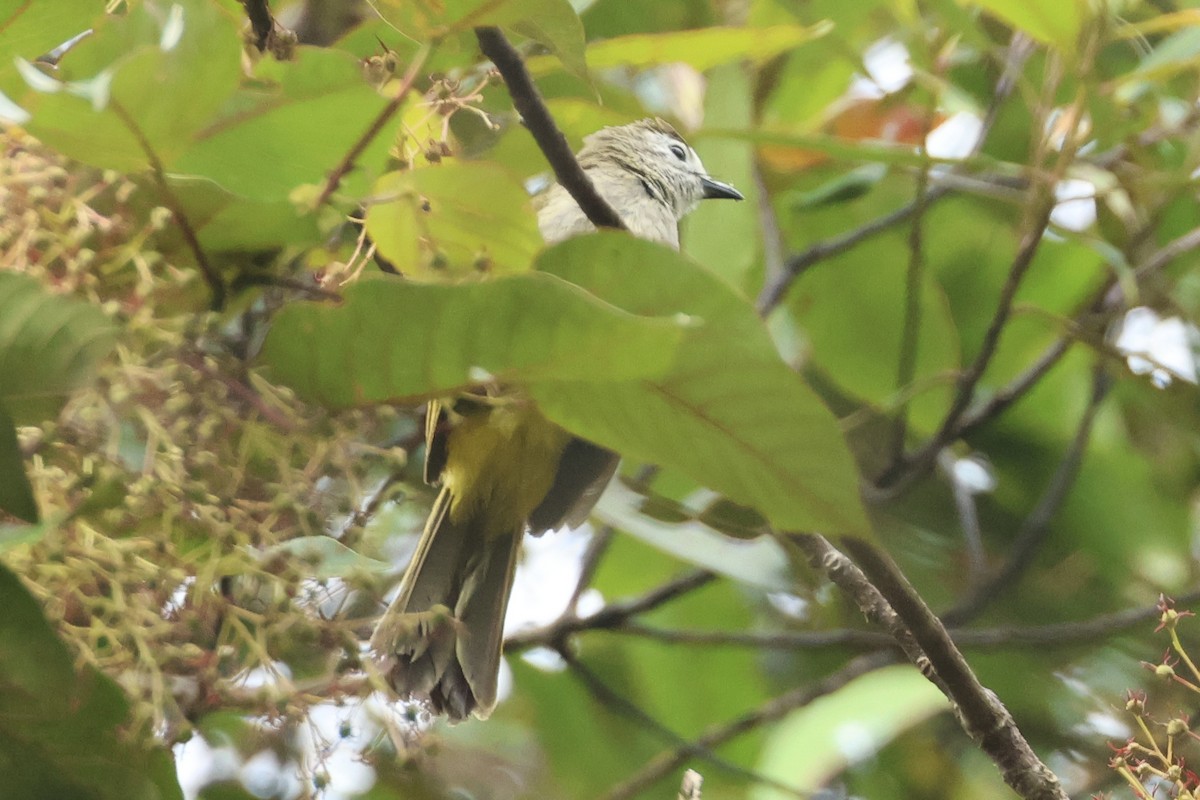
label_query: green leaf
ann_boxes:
[0,0,102,87]
[529,233,871,537]
[365,163,542,277]
[965,0,1085,51]
[175,49,392,202]
[751,665,948,798]
[786,212,962,435]
[0,273,118,425]
[0,562,184,800]
[366,0,588,77]
[682,64,759,292]
[529,23,830,74]
[478,0,588,79]
[259,273,687,407]
[594,481,790,591]
[17,0,242,172]
[0,404,37,523]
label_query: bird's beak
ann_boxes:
[700,176,744,201]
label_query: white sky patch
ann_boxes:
[865,39,913,92]
[521,646,568,673]
[952,455,996,495]
[175,737,242,800]
[505,526,595,633]
[926,112,983,160]
[1115,307,1199,388]
[832,720,880,762]
[766,591,809,619]
[239,749,301,799]
[1050,178,1097,232]
[160,4,185,50]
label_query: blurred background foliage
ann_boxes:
[2,0,1200,798]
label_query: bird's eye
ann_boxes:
[669,144,687,161]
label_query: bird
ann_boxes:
[369,118,743,721]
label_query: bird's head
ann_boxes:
[578,118,743,219]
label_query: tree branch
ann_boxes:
[504,570,716,652]
[315,43,431,209]
[474,26,626,231]
[755,33,1032,316]
[109,100,225,310]
[239,0,273,51]
[943,367,1110,626]
[838,536,1067,800]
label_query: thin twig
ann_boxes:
[315,43,432,209]
[109,100,226,309]
[474,26,626,231]
[875,197,1054,491]
[839,537,1067,800]
[617,585,1196,650]
[952,222,1200,441]
[891,113,935,462]
[504,570,716,652]
[240,0,273,51]
[605,652,896,800]
[566,526,614,613]
[943,367,1111,627]
[755,33,1032,316]
[561,651,805,798]
[756,191,947,314]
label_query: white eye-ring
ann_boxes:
[669,143,687,161]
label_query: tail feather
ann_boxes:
[369,486,521,721]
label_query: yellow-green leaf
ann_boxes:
[259,273,687,407]
[964,0,1086,51]
[529,23,830,74]
[365,162,542,278]
[529,233,871,538]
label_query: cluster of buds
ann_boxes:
[1102,597,1200,799]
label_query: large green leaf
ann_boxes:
[365,162,542,277]
[0,405,36,523]
[0,562,183,799]
[258,273,687,407]
[366,0,588,77]
[528,23,829,74]
[0,0,101,91]
[965,0,1086,51]
[751,666,948,798]
[16,0,242,172]
[175,49,392,202]
[0,273,117,425]
[529,233,871,538]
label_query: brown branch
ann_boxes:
[474,26,626,231]
[315,43,431,209]
[949,221,1200,443]
[616,586,1195,650]
[838,537,1067,800]
[239,0,273,51]
[875,197,1055,492]
[109,100,226,310]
